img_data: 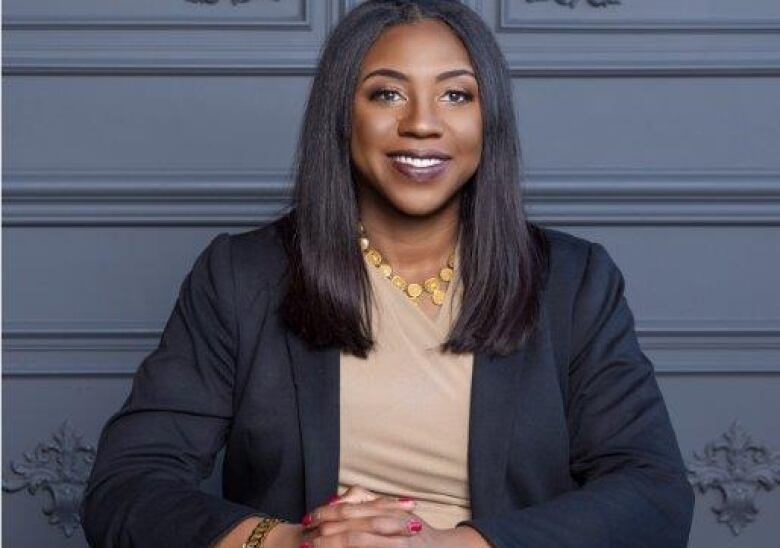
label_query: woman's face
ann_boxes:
[350,19,483,218]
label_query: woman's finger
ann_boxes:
[315,512,423,538]
[302,528,414,548]
[321,485,376,507]
[336,485,380,504]
[302,497,416,530]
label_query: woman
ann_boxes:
[80,1,694,547]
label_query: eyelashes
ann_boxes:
[369,88,475,104]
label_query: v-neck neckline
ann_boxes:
[363,243,461,340]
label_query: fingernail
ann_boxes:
[301,513,314,526]
[407,519,423,533]
[299,543,311,548]
[398,497,415,506]
[327,494,341,505]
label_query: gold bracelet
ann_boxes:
[242,517,287,548]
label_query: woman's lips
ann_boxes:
[388,156,451,183]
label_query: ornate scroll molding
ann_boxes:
[687,422,780,535]
[526,0,620,8]
[2,421,97,537]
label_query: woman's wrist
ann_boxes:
[261,522,303,548]
[212,518,301,548]
[213,517,261,548]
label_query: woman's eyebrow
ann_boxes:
[361,68,476,83]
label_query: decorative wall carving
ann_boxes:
[526,0,621,8]
[687,422,780,535]
[2,421,97,537]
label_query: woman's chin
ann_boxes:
[383,196,459,218]
[357,177,464,219]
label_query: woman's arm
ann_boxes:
[80,234,267,548]
[457,242,695,547]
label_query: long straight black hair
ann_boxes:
[279,0,549,358]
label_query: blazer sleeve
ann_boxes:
[458,242,695,548]
[79,233,267,548]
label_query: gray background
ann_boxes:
[3,1,780,546]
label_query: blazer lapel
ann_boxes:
[467,345,531,519]
[286,330,341,512]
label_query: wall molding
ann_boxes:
[637,320,780,376]
[4,168,779,227]
[3,0,309,30]
[6,0,777,33]
[3,0,779,76]
[525,0,621,9]
[503,0,780,31]
[2,0,337,76]
[5,320,780,377]
[5,50,779,77]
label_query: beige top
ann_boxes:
[338,248,474,529]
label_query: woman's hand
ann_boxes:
[298,486,473,547]
[300,486,419,547]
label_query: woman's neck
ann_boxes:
[358,197,460,282]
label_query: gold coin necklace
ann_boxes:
[358,223,456,307]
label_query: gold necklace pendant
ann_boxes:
[358,225,456,307]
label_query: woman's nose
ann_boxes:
[397,99,443,138]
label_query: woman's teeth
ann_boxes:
[392,156,445,168]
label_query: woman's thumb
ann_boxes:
[335,485,380,504]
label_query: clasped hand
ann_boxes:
[298,486,460,548]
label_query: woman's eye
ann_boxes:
[443,90,474,104]
[370,89,403,102]
[369,88,474,105]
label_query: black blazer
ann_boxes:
[80,215,694,548]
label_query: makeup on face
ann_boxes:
[360,68,477,185]
[386,149,452,183]
[349,19,483,217]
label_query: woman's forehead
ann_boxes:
[359,19,473,75]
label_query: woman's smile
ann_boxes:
[387,151,452,183]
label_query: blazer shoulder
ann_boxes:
[537,226,593,278]
[535,225,624,314]
[226,213,291,290]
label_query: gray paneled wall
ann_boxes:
[3,1,780,547]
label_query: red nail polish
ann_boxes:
[398,497,414,502]
[408,519,423,533]
[299,543,311,548]
[301,513,314,526]
[327,494,341,505]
